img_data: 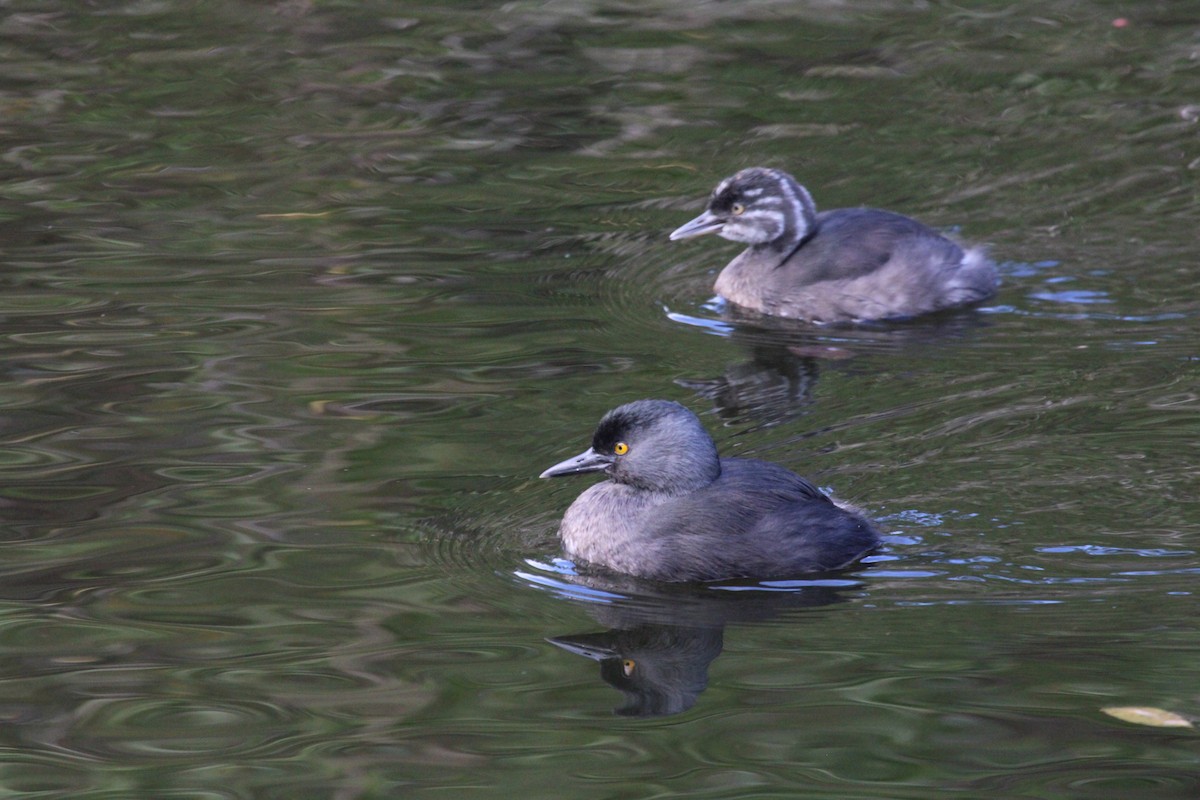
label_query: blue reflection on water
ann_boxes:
[515,558,626,603]
[662,303,735,336]
[1038,544,1194,557]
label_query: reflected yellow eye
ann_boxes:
[622,659,636,676]
[614,442,629,455]
[731,202,746,216]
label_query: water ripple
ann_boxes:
[63,697,299,759]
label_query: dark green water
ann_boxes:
[1,1,1197,797]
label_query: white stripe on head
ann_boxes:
[725,209,784,244]
[771,170,815,240]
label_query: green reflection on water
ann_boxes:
[0,0,1197,797]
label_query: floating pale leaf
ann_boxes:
[1102,706,1193,728]
[258,212,333,219]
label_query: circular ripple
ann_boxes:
[417,501,561,577]
[64,696,298,759]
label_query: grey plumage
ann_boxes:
[540,399,879,582]
[670,167,998,322]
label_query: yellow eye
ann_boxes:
[613,442,629,455]
[731,202,746,216]
[622,659,636,676]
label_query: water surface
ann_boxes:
[1,1,1197,797]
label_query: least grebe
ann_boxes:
[670,167,998,322]
[539,399,879,582]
